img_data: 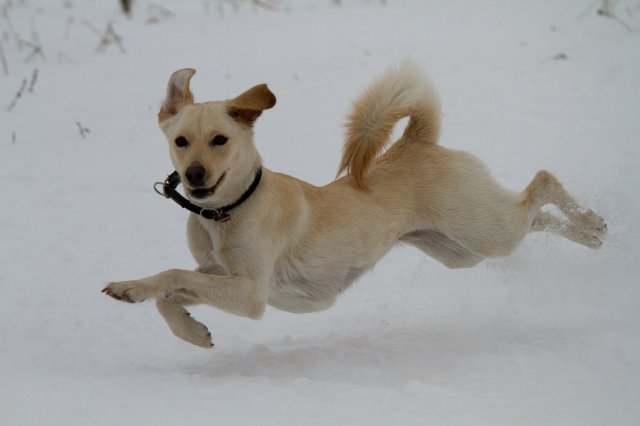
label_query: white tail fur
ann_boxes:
[338,62,441,189]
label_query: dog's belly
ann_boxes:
[267,262,369,313]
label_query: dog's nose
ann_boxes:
[185,165,206,187]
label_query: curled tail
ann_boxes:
[337,62,441,189]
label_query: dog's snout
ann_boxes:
[185,164,206,187]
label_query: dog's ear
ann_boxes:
[226,84,276,126]
[159,68,196,123]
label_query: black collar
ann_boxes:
[154,168,262,222]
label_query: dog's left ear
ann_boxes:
[226,84,276,126]
[159,68,196,123]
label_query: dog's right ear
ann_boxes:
[158,68,196,123]
[226,84,276,127]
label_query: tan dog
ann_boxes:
[103,63,607,348]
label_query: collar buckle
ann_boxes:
[154,171,180,198]
[153,181,168,197]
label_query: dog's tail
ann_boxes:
[337,61,441,190]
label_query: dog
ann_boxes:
[103,63,607,348]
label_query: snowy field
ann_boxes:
[1,0,639,424]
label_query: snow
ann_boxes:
[1,0,639,424]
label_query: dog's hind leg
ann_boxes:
[530,211,603,248]
[400,229,484,269]
[522,171,607,248]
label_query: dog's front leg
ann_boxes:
[103,269,269,347]
[155,295,214,348]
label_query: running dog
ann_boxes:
[103,63,607,348]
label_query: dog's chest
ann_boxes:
[199,221,228,265]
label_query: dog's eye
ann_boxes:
[175,136,189,148]
[211,135,228,146]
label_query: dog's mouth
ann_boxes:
[188,173,226,199]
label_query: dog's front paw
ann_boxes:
[156,299,214,348]
[170,308,213,348]
[102,280,152,303]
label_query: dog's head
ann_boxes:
[158,68,276,206]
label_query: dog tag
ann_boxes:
[214,213,231,222]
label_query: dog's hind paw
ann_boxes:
[573,209,607,239]
[102,280,152,303]
[564,222,604,249]
[575,231,604,249]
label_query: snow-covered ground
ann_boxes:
[1,0,639,424]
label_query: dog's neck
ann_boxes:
[199,164,263,221]
[208,159,262,207]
